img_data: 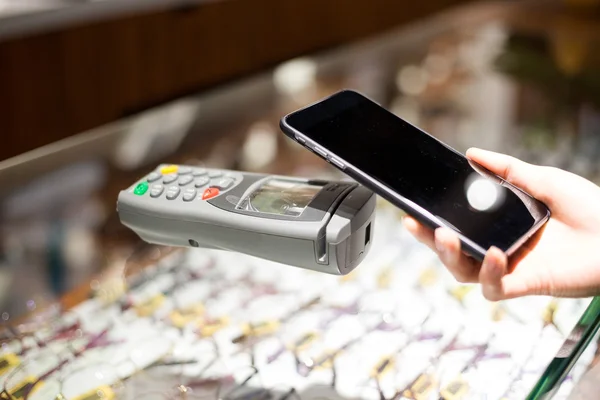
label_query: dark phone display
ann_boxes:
[286,91,544,252]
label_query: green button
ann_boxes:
[134,182,149,195]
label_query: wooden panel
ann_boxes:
[0,0,468,160]
[0,33,67,161]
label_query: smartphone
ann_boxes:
[280,89,550,261]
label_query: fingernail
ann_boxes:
[434,231,446,254]
[489,259,502,279]
[487,252,504,279]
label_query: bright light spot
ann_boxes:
[241,123,278,170]
[273,58,317,95]
[423,53,452,84]
[466,177,499,211]
[115,100,198,170]
[149,247,161,260]
[1,312,8,321]
[396,65,428,96]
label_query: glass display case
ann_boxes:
[1,3,600,399]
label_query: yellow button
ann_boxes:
[160,165,179,174]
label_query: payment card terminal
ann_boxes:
[117,164,376,275]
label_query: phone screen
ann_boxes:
[285,90,547,253]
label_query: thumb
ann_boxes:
[480,247,534,300]
[466,148,552,205]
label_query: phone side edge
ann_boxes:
[506,207,551,258]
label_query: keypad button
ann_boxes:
[147,172,162,182]
[166,186,180,200]
[208,170,222,178]
[202,187,220,200]
[134,182,149,196]
[150,184,164,198]
[178,175,193,186]
[212,177,234,190]
[183,188,197,202]
[192,168,207,177]
[160,165,179,174]
[178,167,192,175]
[194,177,210,188]
[163,174,178,184]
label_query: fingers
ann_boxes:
[465,148,552,206]
[479,247,508,301]
[404,217,539,299]
[434,228,480,283]
[479,247,533,301]
[404,217,480,283]
[403,216,435,251]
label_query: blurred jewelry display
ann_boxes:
[0,200,597,400]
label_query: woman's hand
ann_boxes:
[404,148,600,300]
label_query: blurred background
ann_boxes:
[1,0,600,396]
[5,0,600,312]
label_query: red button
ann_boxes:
[202,187,220,200]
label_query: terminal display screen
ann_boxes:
[238,179,323,217]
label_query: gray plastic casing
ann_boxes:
[117,166,376,275]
